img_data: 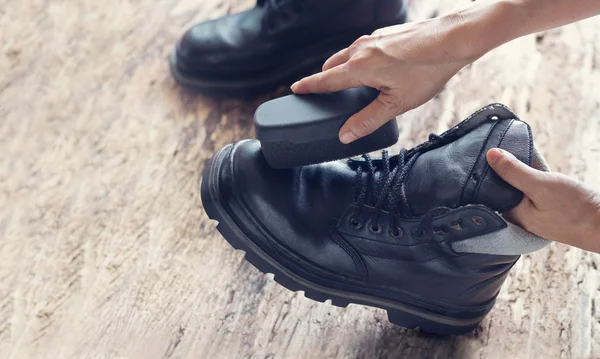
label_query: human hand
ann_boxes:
[291,16,477,144]
[486,148,600,253]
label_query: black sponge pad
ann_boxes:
[260,121,399,168]
[255,87,400,169]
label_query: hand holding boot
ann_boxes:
[487,148,600,253]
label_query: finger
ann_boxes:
[503,197,543,238]
[291,64,361,94]
[503,196,535,227]
[339,95,398,144]
[486,148,543,196]
[322,48,350,71]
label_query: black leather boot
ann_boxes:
[201,104,550,335]
[170,0,408,96]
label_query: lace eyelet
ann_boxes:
[450,220,463,231]
[349,216,362,229]
[368,220,382,235]
[389,227,403,238]
[488,115,500,121]
[433,225,450,236]
[472,216,485,226]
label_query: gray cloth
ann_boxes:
[452,220,550,255]
[452,146,552,255]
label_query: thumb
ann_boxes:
[339,95,399,144]
[486,148,541,195]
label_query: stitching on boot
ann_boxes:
[330,222,369,280]
[472,119,514,202]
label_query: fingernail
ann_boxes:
[291,82,299,91]
[486,148,504,165]
[340,131,357,144]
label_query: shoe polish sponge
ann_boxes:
[254,87,400,169]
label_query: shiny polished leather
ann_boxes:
[174,0,406,80]
[207,104,533,318]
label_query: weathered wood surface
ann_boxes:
[1,0,600,358]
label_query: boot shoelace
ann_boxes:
[350,134,450,238]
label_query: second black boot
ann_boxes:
[170,0,408,96]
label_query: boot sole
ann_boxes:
[200,144,489,335]
[169,50,328,98]
[170,10,409,97]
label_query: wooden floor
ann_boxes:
[1,0,600,358]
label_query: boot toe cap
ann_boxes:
[177,20,224,64]
[212,140,363,280]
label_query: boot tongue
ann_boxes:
[403,106,533,216]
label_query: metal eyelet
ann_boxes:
[433,225,450,236]
[349,216,362,229]
[488,115,500,121]
[450,220,463,231]
[389,227,403,239]
[368,220,382,235]
[472,216,485,226]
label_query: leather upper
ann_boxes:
[175,0,406,78]
[405,112,532,215]
[213,105,533,312]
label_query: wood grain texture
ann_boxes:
[1,0,599,358]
